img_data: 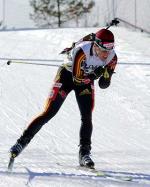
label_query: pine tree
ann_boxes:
[67,0,95,27]
[29,0,95,28]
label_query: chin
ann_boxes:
[101,57,107,61]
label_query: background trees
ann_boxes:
[30,0,95,28]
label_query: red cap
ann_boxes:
[95,29,114,50]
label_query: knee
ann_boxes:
[81,115,92,125]
[39,110,52,123]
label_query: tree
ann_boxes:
[30,0,95,28]
[67,0,95,27]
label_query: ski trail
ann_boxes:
[1,167,150,187]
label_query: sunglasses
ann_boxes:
[94,38,114,51]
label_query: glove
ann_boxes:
[98,76,110,89]
[87,66,105,80]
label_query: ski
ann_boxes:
[56,163,132,182]
[95,170,132,182]
[7,158,132,182]
[7,161,150,184]
[8,156,15,172]
[78,166,132,182]
[38,169,133,182]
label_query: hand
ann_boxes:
[94,66,105,77]
[87,66,105,80]
[98,76,110,89]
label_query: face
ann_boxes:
[94,44,111,61]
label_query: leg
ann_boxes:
[19,86,67,145]
[10,67,73,157]
[74,83,95,168]
[75,83,95,146]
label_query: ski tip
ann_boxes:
[8,157,15,172]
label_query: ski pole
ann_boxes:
[106,18,120,29]
[7,60,60,67]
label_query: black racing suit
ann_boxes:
[17,45,117,151]
[18,66,94,147]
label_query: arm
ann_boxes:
[98,54,117,89]
[72,48,89,85]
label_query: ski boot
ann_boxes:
[79,145,95,169]
[8,141,26,171]
[10,142,25,158]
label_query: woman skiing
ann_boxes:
[10,28,117,169]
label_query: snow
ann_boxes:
[0,26,150,187]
